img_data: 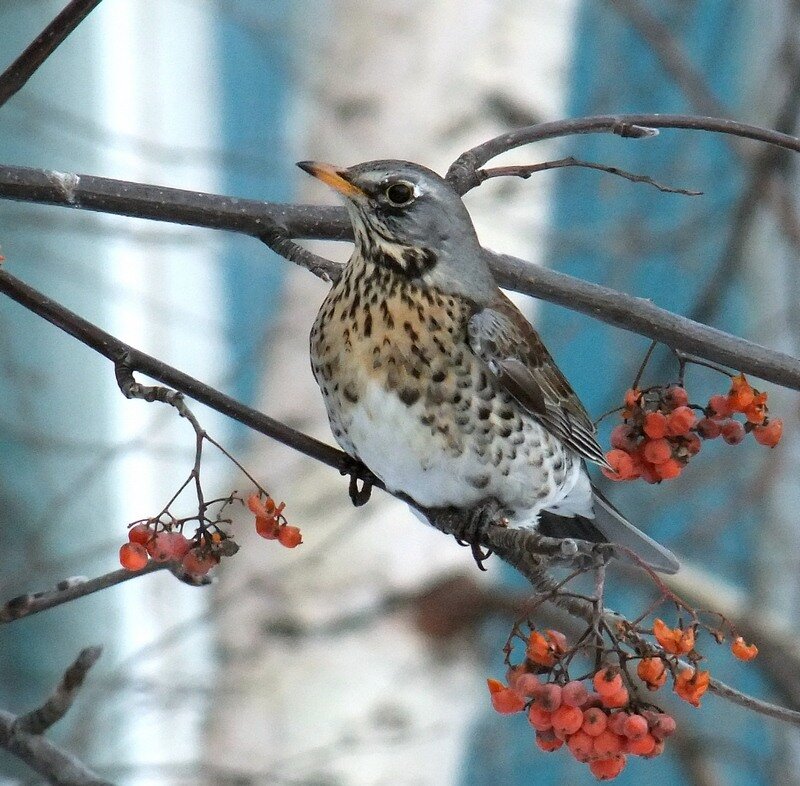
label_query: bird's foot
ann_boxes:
[453,499,507,571]
[339,455,376,507]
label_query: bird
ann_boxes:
[299,159,679,574]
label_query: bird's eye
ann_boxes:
[384,181,415,206]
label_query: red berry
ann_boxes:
[119,542,148,571]
[255,515,280,539]
[567,729,594,762]
[561,680,589,707]
[593,668,623,697]
[655,458,683,480]
[697,418,721,439]
[589,755,626,780]
[551,705,584,736]
[514,673,542,697]
[528,706,553,731]
[624,732,656,756]
[593,729,623,757]
[602,449,638,481]
[683,432,702,455]
[610,424,638,451]
[643,411,668,439]
[721,419,745,444]
[181,548,218,577]
[608,712,628,736]
[667,406,696,436]
[128,524,152,545]
[277,525,302,548]
[642,438,672,465]
[648,713,677,740]
[708,394,732,419]
[665,386,689,407]
[622,714,649,740]
[600,687,629,709]
[536,684,563,713]
[581,707,608,737]
[535,730,563,752]
[753,419,783,448]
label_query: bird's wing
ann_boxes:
[467,291,610,468]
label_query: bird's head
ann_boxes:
[297,159,496,301]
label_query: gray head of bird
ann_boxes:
[297,159,497,303]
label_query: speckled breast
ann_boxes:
[309,256,573,512]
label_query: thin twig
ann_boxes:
[0,0,104,108]
[477,157,702,195]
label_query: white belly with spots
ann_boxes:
[332,380,592,525]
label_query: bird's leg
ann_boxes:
[339,455,376,507]
[452,499,507,571]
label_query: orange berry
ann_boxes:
[642,438,672,465]
[665,386,689,408]
[561,680,589,707]
[593,729,623,757]
[528,705,553,731]
[514,673,543,697]
[743,392,768,424]
[624,732,656,756]
[527,630,563,667]
[674,668,710,707]
[731,636,759,661]
[486,679,525,714]
[753,419,782,448]
[607,712,628,736]
[622,714,649,740]
[589,755,626,780]
[600,687,629,709]
[655,458,683,480]
[708,394,732,419]
[535,729,563,752]
[666,406,696,436]
[624,388,641,410]
[119,542,149,571]
[683,433,702,456]
[643,739,665,758]
[601,449,638,482]
[246,493,268,516]
[721,419,745,444]
[567,729,594,762]
[637,459,662,484]
[728,374,755,412]
[593,668,623,697]
[637,657,667,690]
[551,704,584,736]
[277,525,302,548]
[581,707,608,736]
[653,619,695,655]
[643,411,668,439]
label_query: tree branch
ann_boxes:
[0,648,110,785]
[0,0,103,108]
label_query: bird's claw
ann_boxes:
[453,500,505,571]
[339,456,375,507]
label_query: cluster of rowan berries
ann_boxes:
[119,493,301,578]
[247,493,302,548]
[118,524,229,578]
[603,375,782,483]
[487,621,758,780]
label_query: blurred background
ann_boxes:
[1,0,799,784]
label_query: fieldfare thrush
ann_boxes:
[300,159,679,574]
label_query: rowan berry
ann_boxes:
[637,657,667,690]
[592,729,623,757]
[643,411,669,439]
[128,524,152,545]
[642,438,672,465]
[593,668,623,697]
[624,732,656,756]
[653,619,695,655]
[535,729,564,752]
[589,755,626,780]
[181,548,218,577]
[527,706,553,731]
[665,386,689,407]
[753,419,782,448]
[119,542,149,571]
[551,704,584,736]
[567,729,594,762]
[667,406,696,435]
[600,687,629,709]
[610,424,638,452]
[731,636,758,661]
[622,714,649,740]
[602,449,638,481]
[536,684,563,713]
[561,680,589,707]
[708,394,732,419]
[486,679,525,714]
[696,418,721,439]
[720,419,745,445]
[581,707,608,736]
[277,525,302,548]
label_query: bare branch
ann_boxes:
[15,647,102,734]
[478,157,703,195]
[446,114,800,193]
[0,564,167,622]
[0,0,103,108]
[0,649,110,785]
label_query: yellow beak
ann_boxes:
[296,161,365,198]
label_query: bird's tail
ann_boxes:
[537,486,679,575]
